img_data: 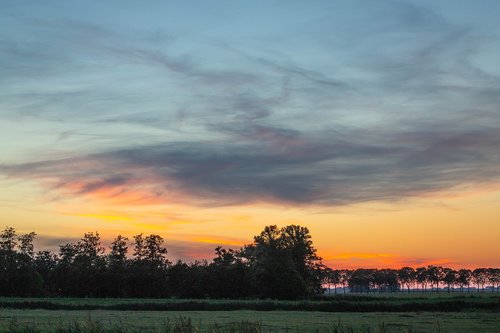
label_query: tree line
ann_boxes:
[1,226,498,299]
[0,225,323,299]
[324,266,500,294]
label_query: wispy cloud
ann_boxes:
[1,1,500,207]
[2,123,500,207]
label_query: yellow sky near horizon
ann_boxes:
[2,177,499,269]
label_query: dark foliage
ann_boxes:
[1,226,499,299]
[0,225,323,299]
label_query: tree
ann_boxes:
[442,268,457,293]
[128,233,169,297]
[78,232,105,259]
[240,225,323,299]
[0,226,17,253]
[472,268,488,292]
[324,268,341,294]
[349,269,375,293]
[109,235,129,266]
[457,269,472,292]
[487,268,500,293]
[34,250,58,294]
[105,235,129,297]
[374,269,399,293]
[208,247,253,298]
[144,234,169,266]
[415,267,429,292]
[427,266,444,292]
[18,232,36,259]
[398,267,416,293]
[0,227,43,296]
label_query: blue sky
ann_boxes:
[1,1,500,266]
[2,0,500,205]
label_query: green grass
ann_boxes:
[0,295,498,332]
[1,294,498,312]
[0,310,499,333]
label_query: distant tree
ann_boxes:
[349,269,375,293]
[442,268,457,292]
[457,269,472,293]
[339,269,352,294]
[427,266,444,292]
[323,268,341,294]
[374,269,399,293]
[398,267,416,293]
[487,268,500,293]
[472,268,488,292]
[415,267,429,292]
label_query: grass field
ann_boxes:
[0,294,499,332]
[1,293,499,312]
[1,309,499,332]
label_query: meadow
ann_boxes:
[1,293,498,312]
[0,294,499,333]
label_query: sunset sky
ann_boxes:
[1,0,500,269]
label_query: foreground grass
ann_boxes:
[0,310,499,333]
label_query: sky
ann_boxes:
[1,0,500,269]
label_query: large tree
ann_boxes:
[241,225,323,299]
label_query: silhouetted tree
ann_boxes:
[398,267,416,293]
[472,268,488,292]
[18,232,36,259]
[128,233,169,297]
[34,250,58,294]
[0,226,17,253]
[427,266,444,292]
[1,226,499,298]
[349,269,375,293]
[323,268,341,294]
[415,267,429,292]
[105,235,129,297]
[442,268,457,292]
[457,268,472,292]
[487,268,500,292]
[240,225,323,299]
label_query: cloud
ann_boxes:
[2,1,500,208]
[2,123,500,207]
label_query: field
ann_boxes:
[0,294,499,332]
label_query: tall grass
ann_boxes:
[4,316,430,333]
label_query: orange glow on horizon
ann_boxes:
[2,177,500,269]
